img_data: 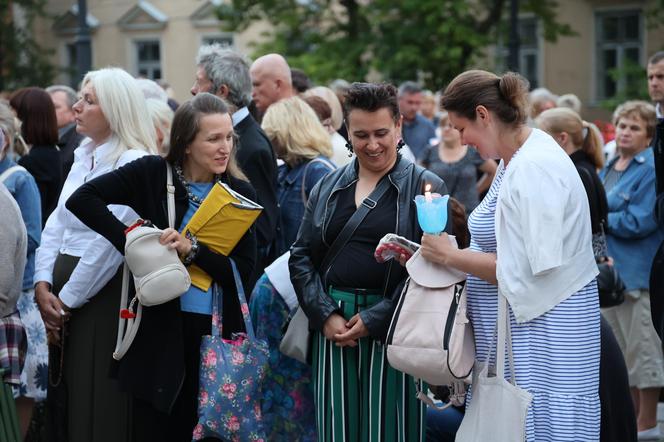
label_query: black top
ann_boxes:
[325,182,399,292]
[234,114,278,252]
[66,155,257,413]
[18,144,62,225]
[570,150,608,235]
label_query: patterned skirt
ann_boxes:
[15,288,48,400]
[249,274,317,441]
[311,288,425,442]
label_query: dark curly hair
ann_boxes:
[342,82,400,123]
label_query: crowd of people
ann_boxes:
[0,44,663,442]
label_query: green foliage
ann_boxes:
[0,0,57,91]
[600,60,650,111]
[218,0,574,90]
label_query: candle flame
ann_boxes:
[424,183,431,193]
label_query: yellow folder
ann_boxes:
[182,181,262,291]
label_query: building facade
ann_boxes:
[38,0,268,103]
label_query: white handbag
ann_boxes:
[386,236,475,388]
[455,293,533,442]
[113,162,191,360]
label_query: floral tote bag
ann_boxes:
[192,260,269,441]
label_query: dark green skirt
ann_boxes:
[53,254,132,442]
[311,287,425,442]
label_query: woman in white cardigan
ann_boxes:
[421,70,600,441]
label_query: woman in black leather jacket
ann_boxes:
[289,82,449,442]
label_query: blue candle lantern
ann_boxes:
[415,193,449,235]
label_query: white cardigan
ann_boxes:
[495,128,598,323]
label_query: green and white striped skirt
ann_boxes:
[311,287,425,442]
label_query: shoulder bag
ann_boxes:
[279,176,392,363]
[386,236,474,387]
[113,162,191,360]
[455,293,533,442]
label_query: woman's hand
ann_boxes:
[334,314,369,347]
[420,232,456,266]
[35,282,69,333]
[160,228,192,256]
[323,313,351,344]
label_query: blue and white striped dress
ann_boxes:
[466,165,601,442]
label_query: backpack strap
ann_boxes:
[0,165,27,184]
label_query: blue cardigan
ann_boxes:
[600,147,664,290]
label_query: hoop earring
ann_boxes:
[345,141,354,157]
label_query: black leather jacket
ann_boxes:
[289,155,448,339]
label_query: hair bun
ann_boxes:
[498,72,529,123]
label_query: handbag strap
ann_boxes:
[495,293,516,383]
[0,165,27,184]
[211,259,257,341]
[320,176,392,275]
[113,162,176,360]
[165,162,175,229]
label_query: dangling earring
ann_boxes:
[396,139,405,151]
[345,141,354,157]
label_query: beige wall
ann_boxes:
[37,0,268,103]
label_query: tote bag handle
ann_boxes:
[211,259,257,341]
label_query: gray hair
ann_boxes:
[136,78,168,103]
[649,51,664,66]
[195,44,252,108]
[529,87,558,105]
[46,85,78,108]
[556,93,582,114]
[398,81,423,97]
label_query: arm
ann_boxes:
[476,159,497,195]
[420,235,498,284]
[33,203,66,287]
[607,169,659,239]
[289,180,340,333]
[66,156,159,253]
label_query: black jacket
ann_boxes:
[18,144,62,225]
[66,155,257,413]
[650,117,664,340]
[57,123,84,178]
[570,150,608,235]
[289,155,448,339]
[234,114,278,252]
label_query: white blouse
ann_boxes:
[33,137,148,309]
[495,128,598,323]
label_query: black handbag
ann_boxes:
[597,261,625,308]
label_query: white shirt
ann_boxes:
[34,137,148,308]
[495,128,598,322]
[232,106,250,127]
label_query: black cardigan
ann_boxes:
[18,144,62,225]
[66,155,257,413]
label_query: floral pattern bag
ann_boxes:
[192,260,269,442]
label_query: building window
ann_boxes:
[496,17,540,89]
[202,35,234,47]
[135,40,162,79]
[595,10,642,101]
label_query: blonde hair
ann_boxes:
[536,107,604,169]
[82,67,157,158]
[261,96,333,166]
[612,100,658,139]
[303,86,344,131]
[0,101,16,155]
[146,98,174,154]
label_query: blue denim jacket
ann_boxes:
[276,156,335,256]
[0,156,42,290]
[600,147,664,290]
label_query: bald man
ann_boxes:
[250,54,295,113]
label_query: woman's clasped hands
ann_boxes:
[324,312,369,347]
